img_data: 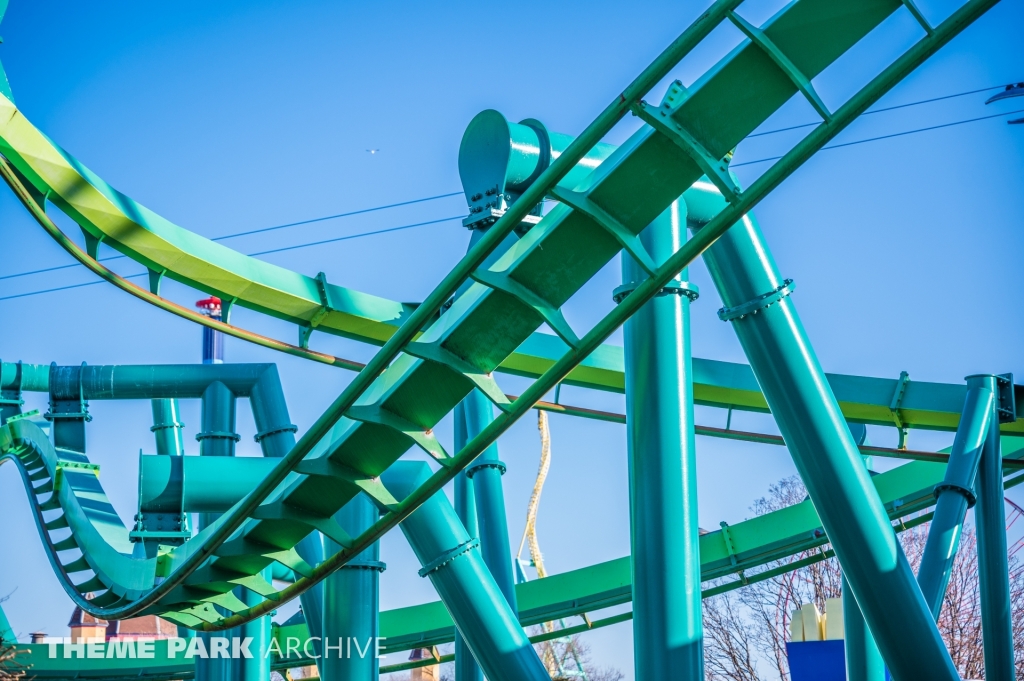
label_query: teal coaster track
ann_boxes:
[0,1,1021,680]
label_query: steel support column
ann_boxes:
[689,197,959,679]
[463,392,517,611]
[917,380,994,618]
[196,381,236,681]
[323,494,382,681]
[973,374,1014,681]
[842,575,885,681]
[453,405,483,681]
[249,367,326,672]
[150,396,192,638]
[381,461,549,681]
[621,201,703,679]
[151,399,186,456]
[235,578,271,681]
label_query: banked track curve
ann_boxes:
[0,0,1015,634]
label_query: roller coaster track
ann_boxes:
[4,416,1021,678]
[0,0,1016,653]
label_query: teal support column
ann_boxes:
[235,576,271,681]
[323,494,383,681]
[842,575,885,681]
[448,209,522,680]
[381,462,549,681]
[196,381,237,681]
[150,396,192,638]
[685,184,960,680]
[973,374,1014,681]
[0,360,26,424]
[917,380,994,618]
[249,367,325,673]
[844,426,884,681]
[151,399,186,456]
[620,201,703,680]
[453,405,483,681]
[463,392,517,611]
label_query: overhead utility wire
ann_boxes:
[732,107,1024,168]
[0,191,464,281]
[746,83,1006,137]
[0,82,1013,284]
[1,106,1017,302]
[0,215,463,301]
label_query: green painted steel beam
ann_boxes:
[5,337,1024,440]
[1,93,1021,438]
[0,0,1003,632]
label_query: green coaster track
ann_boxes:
[0,0,1021,679]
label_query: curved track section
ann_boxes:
[4,413,1022,677]
[0,0,1010,638]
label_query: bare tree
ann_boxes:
[536,632,623,681]
[703,593,763,681]
[702,475,1024,680]
[0,643,25,681]
[0,595,25,681]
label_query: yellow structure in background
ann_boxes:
[789,598,847,643]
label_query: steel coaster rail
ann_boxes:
[0,0,745,366]
[176,0,755,631]
[0,0,1001,631]
[0,0,751,626]
[202,0,1002,631]
[4,130,1023,438]
[5,417,1021,676]
[521,396,1024,468]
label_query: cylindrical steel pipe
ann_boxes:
[973,374,1014,681]
[323,494,382,681]
[453,404,483,681]
[458,110,616,219]
[621,201,703,679]
[842,575,885,681]
[917,381,993,618]
[151,399,186,456]
[49,363,280,400]
[381,462,547,681]
[235,575,271,681]
[463,392,517,612]
[196,380,238,681]
[689,191,960,679]
[0,361,49,392]
[245,367,327,670]
[139,455,279,513]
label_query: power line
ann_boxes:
[0,272,147,301]
[0,215,463,302]
[212,191,462,241]
[746,84,1007,138]
[245,215,461,256]
[0,191,464,281]
[732,107,1024,168]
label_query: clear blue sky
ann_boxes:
[0,1,1021,678]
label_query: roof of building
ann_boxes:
[105,615,176,639]
[67,605,107,628]
[68,599,175,638]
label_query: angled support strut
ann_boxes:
[688,182,960,680]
